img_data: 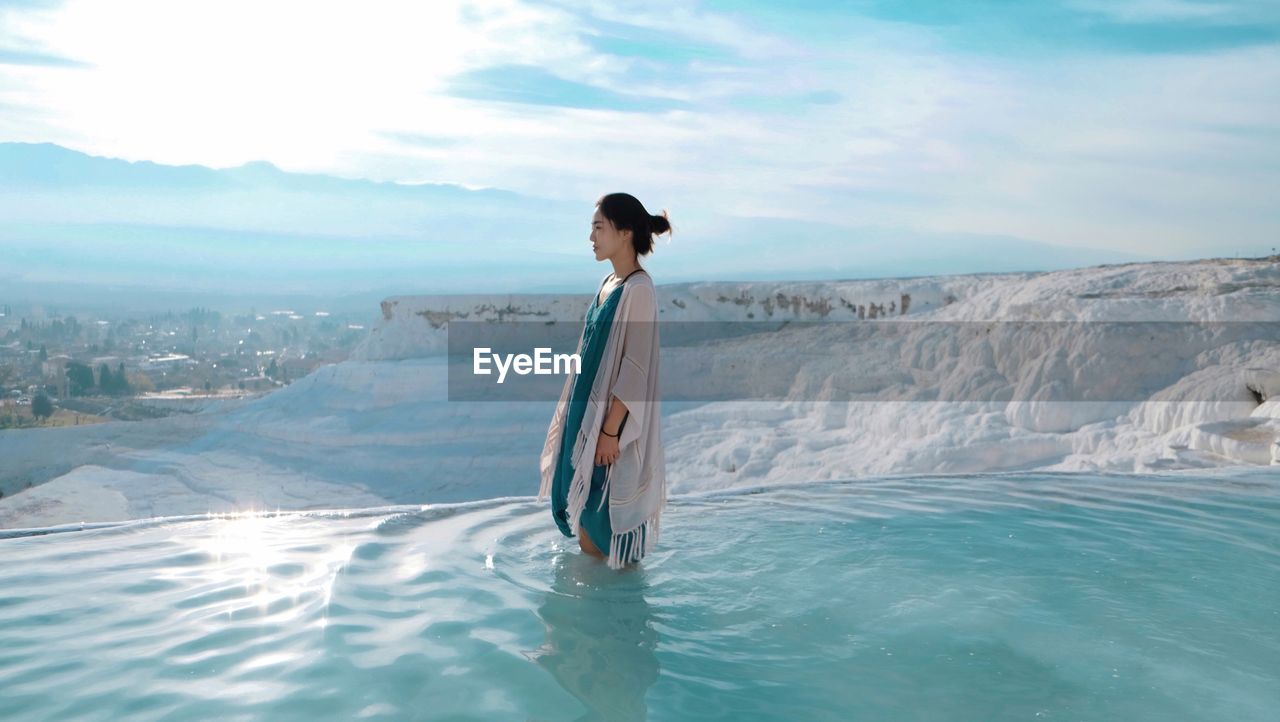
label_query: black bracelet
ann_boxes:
[602,410,628,439]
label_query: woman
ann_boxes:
[537,193,671,570]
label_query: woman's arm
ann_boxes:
[608,282,656,430]
[594,396,629,465]
[595,283,656,464]
[602,395,628,436]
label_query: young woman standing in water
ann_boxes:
[538,193,670,569]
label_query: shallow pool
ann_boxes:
[2,469,1278,721]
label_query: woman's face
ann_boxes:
[590,209,630,262]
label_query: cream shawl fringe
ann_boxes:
[555,392,664,570]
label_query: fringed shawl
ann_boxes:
[538,270,666,569]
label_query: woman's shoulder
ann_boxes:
[619,274,657,315]
[623,270,655,291]
[625,268,655,286]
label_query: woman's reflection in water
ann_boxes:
[525,550,661,722]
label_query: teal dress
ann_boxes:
[551,272,649,562]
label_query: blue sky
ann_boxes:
[1,0,1277,263]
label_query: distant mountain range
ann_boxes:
[0,142,1155,312]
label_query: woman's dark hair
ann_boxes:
[596,192,672,257]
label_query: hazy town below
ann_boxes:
[0,299,375,429]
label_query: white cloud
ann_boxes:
[913,44,1280,254]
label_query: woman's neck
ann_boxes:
[609,256,641,280]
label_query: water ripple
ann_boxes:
[1,469,1278,721]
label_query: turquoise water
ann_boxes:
[1,470,1278,721]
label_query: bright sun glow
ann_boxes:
[4,0,501,168]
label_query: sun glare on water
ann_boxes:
[176,509,357,624]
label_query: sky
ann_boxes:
[1,0,1278,262]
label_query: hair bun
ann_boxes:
[649,210,672,236]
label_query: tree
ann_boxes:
[32,392,54,421]
[39,344,48,362]
[115,362,131,395]
[96,362,129,396]
[266,358,278,379]
[66,361,94,396]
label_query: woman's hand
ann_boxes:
[595,430,621,466]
